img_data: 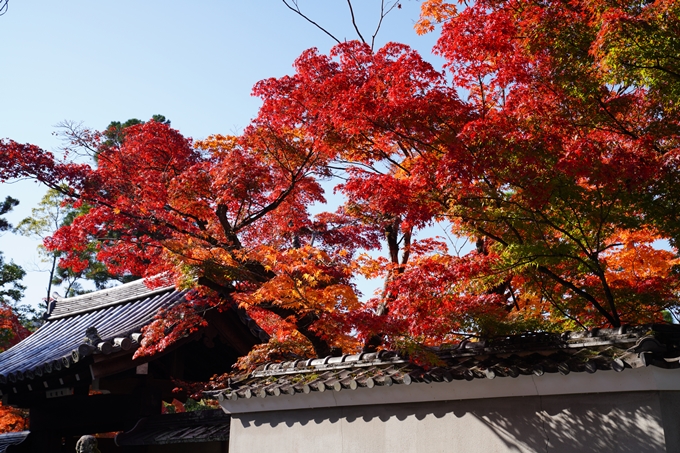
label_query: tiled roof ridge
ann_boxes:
[249,324,668,376]
[250,350,406,378]
[46,276,175,320]
[123,408,230,428]
[217,324,680,402]
[0,318,156,386]
[0,288,189,385]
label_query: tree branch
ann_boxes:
[259,302,332,357]
[537,265,619,326]
[346,0,367,44]
[282,0,341,45]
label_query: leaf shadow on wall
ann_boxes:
[235,390,667,452]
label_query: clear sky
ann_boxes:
[0,0,442,309]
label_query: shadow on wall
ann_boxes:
[475,392,665,453]
[236,391,666,453]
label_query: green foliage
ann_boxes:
[183,398,218,412]
[161,398,218,414]
[102,115,171,150]
[0,196,33,328]
[0,195,24,305]
[15,188,135,303]
[594,0,680,113]
[0,254,25,306]
[0,197,18,232]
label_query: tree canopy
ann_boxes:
[1,0,679,367]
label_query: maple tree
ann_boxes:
[1,0,679,366]
[101,115,170,150]
[0,402,26,434]
[403,0,680,333]
[249,26,680,344]
[0,119,363,359]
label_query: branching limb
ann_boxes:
[259,302,333,357]
[371,0,401,50]
[282,0,401,51]
[281,0,341,45]
[346,0,367,45]
[536,265,619,326]
[534,275,588,331]
[54,120,101,160]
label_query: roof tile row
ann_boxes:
[0,286,186,382]
[115,410,230,446]
[218,324,680,402]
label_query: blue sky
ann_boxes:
[0,1,442,308]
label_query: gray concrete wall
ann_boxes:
[658,391,680,452]
[230,391,671,453]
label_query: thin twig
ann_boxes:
[371,0,401,50]
[282,0,341,44]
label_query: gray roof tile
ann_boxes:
[0,431,29,452]
[46,276,174,320]
[217,324,680,402]
[0,281,187,381]
[115,410,230,446]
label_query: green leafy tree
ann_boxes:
[15,189,134,304]
[0,196,32,330]
[0,197,18,232]
[0,196,24,306]
[0,254,24,309]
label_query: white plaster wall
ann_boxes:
[229,391,670,453]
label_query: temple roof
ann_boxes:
[115,409,230,446]
[0,278,184,383]
[0,431,29,452]
[45,276,174,320]
[217,324,680,402]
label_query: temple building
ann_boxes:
[0,277,261,452]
